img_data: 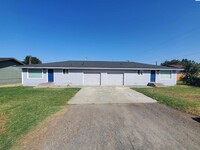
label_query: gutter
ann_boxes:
[16,66,184,71]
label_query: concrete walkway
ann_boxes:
[68,87,156,104]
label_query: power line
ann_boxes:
[139,26,200,60]
[162,51,200,60]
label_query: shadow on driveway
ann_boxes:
[192,117,200,123]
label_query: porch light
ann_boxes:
[43,69,47,74]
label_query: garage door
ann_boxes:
[84,72,101,86]
[107,73,124,86]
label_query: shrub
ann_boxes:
[190,77,200,87]
[182,60,199,86]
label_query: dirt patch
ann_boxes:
[154,90,200,101]
[0,84,22,88]
[0,114,6,133]
[14,106,70,150]
[184,95,200,101]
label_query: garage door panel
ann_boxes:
[107,73,124,86]
[84,73,101,85]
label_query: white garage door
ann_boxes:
[84,72,101,86]
[107,73,124,86]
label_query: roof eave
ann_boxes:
[18,66,183,70]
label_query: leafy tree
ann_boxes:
[182,60,199,85]
[23,55,42,65]
[161,59,181,66]
[161,59,190,67]
[161,59,200,85]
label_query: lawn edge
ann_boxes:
[2,87,80,150]
[132,87,200,116]
[12,105,70,150]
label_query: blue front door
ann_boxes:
[150,70,156,82]
[48,69,54,82]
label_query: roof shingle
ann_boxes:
[21,60,181,70]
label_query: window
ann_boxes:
[160,70,171,79]
[138,70,143,75]
[63,69,68,74]
[28,69,43,79]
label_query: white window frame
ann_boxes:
[159,70,172,80]
[27,69,43,79]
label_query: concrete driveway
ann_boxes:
[69,87,156,104]
[22,87,200,150]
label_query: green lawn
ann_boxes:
[133,86,200,116]
[0,86,80,149]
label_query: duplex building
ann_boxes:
[20,60,182,86]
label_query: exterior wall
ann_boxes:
[54,69,84,86]
[0,61,22,85]
[156,70,177,86]
[22,68,177,86]
[100,72,107,86]
[22,68,48,86]
[124,70,150,86]
[68,70,84,85]
[54,69,70,85]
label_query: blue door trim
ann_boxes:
[48,69,54,82]
[150,70,156,82]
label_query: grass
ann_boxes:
[133,85,200,116]
[176,80,185,85]
[0,86,80,150]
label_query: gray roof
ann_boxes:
[0,58,24,65]
[20,60,181,70]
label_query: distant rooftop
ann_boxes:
[21,60,182,70]
[168,65,184,69]
[0,58,24,65]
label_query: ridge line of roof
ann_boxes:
[29,60,156,66]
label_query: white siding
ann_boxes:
[124,70,150,86]
[54,69,70,85]
[107,73,124,86]
[68,70,83,86]
[22,68,47,86]
[100,72,107,86]
[22,69,177,86]
[83,72,101,85]
[156,70,177,86]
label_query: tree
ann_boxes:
[182,60,199,85]
[161,59,181,66]
[23,55,42,65]
[161,59,190,67]
[161,59,200,85]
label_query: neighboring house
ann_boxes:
[168,65,185,81]
[0,58,24,85]
[20,60,182,86]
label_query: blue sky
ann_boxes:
[0,0,200,64]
